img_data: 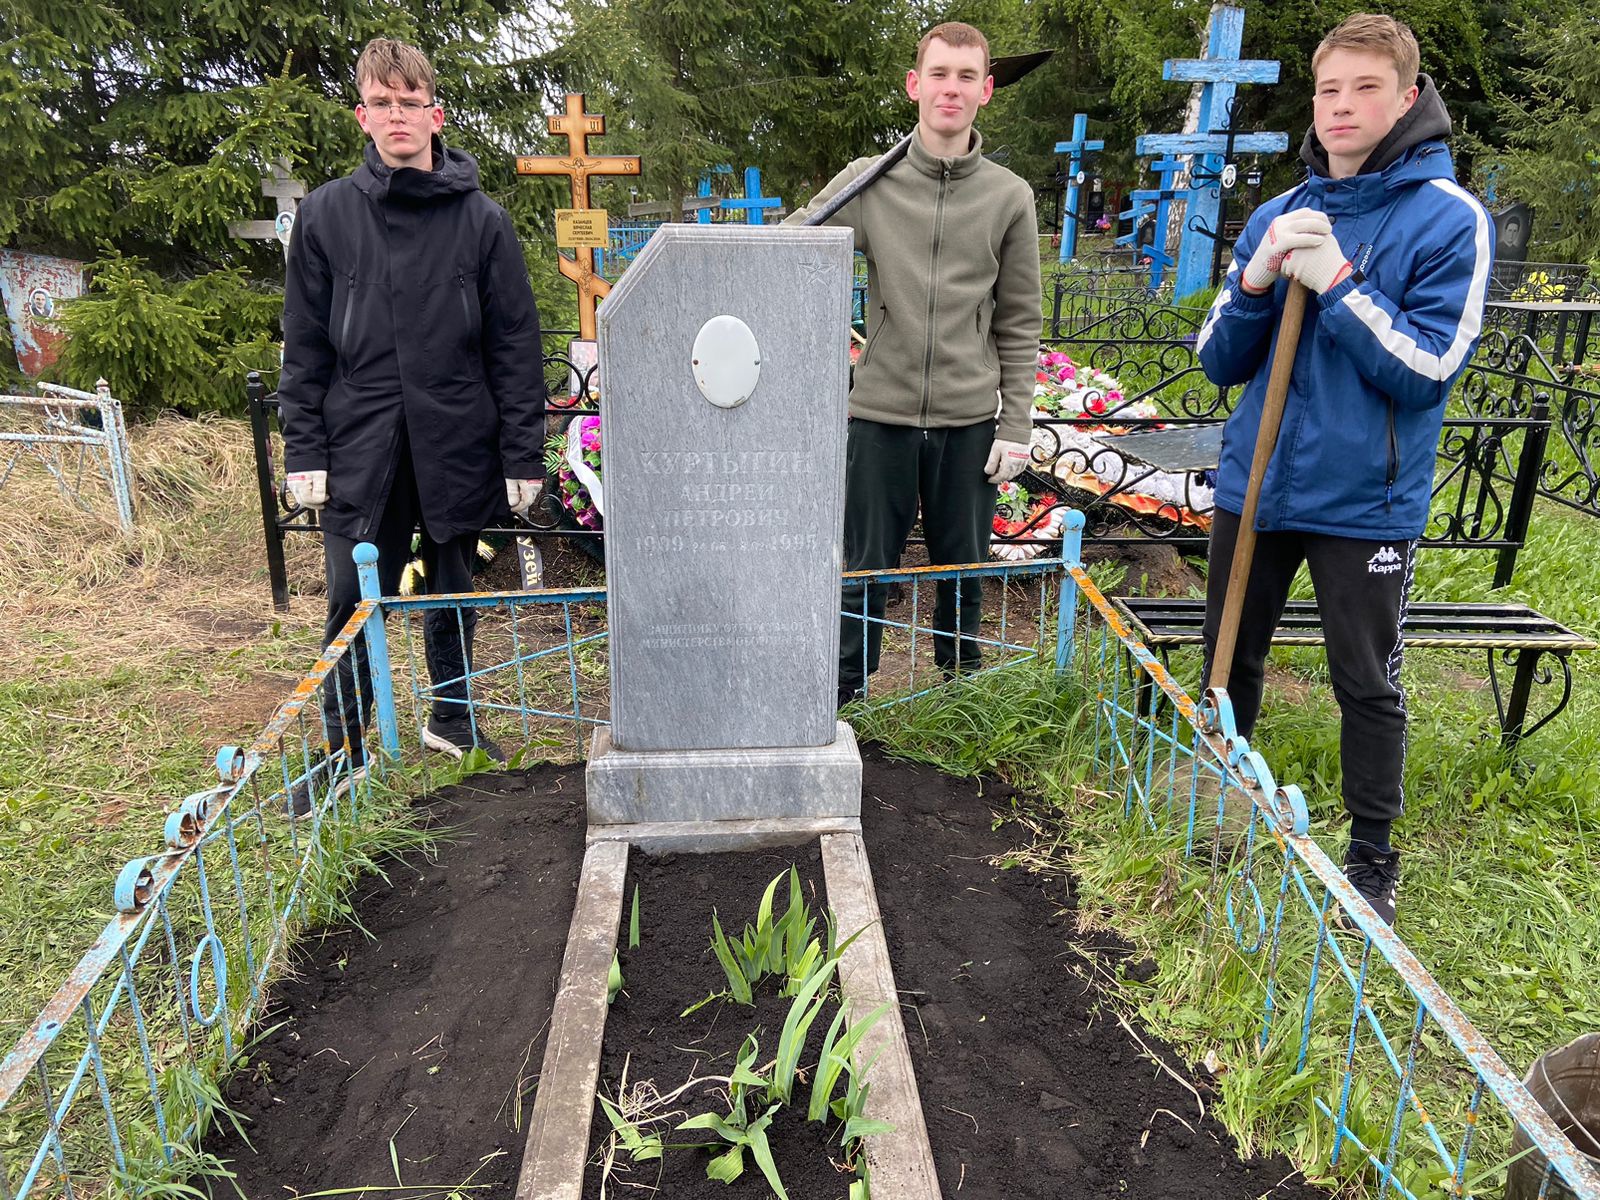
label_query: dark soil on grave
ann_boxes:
[858,747,1322,1199]
[202,746,1322,1200]
[203,767,586,1198]
[582,846,863,1199]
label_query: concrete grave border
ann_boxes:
[514,828,941,1199]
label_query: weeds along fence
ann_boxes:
[0,574,401,1195]
[3,536,1598,1197]
[0,380,135,531]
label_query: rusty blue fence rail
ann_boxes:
[0,589,389,1195]
[0,380,135,531]
[2,533,1596,1196]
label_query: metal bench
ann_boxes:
[1114,595,1596,751]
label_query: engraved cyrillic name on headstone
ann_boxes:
[597,224,852,754]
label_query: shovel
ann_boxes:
[800,135,913,227]
[1208,280,1310,695]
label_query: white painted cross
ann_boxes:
[228,159,307,262]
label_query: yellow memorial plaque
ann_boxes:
[556,208,609,248]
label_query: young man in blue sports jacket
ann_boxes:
[1196,13,1493,925]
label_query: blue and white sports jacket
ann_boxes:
[1198,95,1493,541]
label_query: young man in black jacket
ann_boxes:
[279,38,546,776]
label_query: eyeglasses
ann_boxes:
[362,99,436,116]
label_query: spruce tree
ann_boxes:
[1492,5,1600,266]
[1,3,568,413]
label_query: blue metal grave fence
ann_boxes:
[0,557,397,1196]
[0,380,135,531]
[1055,528,1600,1200]
[4,536,1598,1196]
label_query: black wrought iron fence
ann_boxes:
[1487,259,1597,303]
[999,313,1556,585]
[249,306,1596,599]
[1459,330,1600,522]
[1042,268,1190,339]
[248,336,601,610]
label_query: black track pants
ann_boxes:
[838,418,997,691]
[1200,508,1416,824]
[320,443,480,749]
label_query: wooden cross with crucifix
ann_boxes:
[517,94,642,340]
[228,159,307,263]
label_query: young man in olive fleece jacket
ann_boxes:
[787,21,1043,706]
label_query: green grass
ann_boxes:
[862,501,1600,1194]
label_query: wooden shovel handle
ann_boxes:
[1210,281,1309,693]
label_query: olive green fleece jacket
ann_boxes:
[786,129,1041,443]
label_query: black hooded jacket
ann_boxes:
[279,137,546,543]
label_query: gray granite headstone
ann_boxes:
[600,224,851,751]
[587,223,861,825]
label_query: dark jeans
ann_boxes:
[839,418,997,691]
[321,448,479,753]
[1200,508,1416,824]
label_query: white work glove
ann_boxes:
[985,439,1032,485]
[1282,236,1354,295]
[506,478,539,518]
[1241,208,1332,294]
[286,469,327,511]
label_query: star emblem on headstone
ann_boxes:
[797,256,837,283]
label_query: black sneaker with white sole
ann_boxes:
[1341,839,1401,927]
[423,713,507,764]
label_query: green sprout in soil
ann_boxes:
[601,870,895,1198]
[691,867,838,1014]
[677,1033,786,1193]
[607,952,624,1005]
[628,883,641,950]
[670,957,891,1195]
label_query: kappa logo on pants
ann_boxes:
[1367,545,1404,575]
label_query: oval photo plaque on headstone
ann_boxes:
[691,315,761,409]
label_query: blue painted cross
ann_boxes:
[695,164,734,225]
[720,167,784,225]
[1134,4,1287,301]
[1115,156,1186,291]
[1055,113,1105,262]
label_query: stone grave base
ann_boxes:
[584,721,863,825]
[514,829,939,1200]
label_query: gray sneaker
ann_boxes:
[422,713,507,764]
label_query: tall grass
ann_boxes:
[0,416,325,1041]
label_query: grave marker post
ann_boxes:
[227,159,306,262]
[585,224,862,827]
[1116,156,1186,290]
[1134,3,1286,301]
[720,167,783,225]
[516,94,642,341]
[1054,114,1105,262]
